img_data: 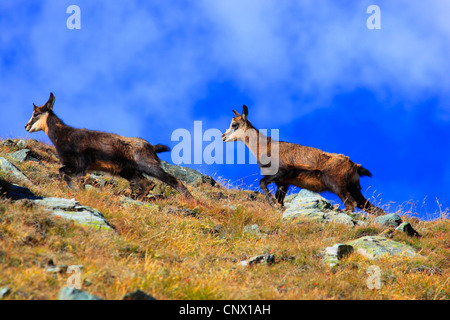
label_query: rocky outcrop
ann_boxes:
[0,157,32,185]
[323,236,420,267]
[33,197,113,231]
[159,160,216,187]
[282,189,366,226]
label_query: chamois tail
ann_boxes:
[154,144,170,153]
[358,166,373,178]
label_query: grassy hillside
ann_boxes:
[0,139,448,300]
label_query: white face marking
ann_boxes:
[222,119,244,142]
[25,111,48,133]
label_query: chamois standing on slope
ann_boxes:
[222,105,385,215]
[25,93,193,201]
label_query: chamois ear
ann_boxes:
[44,92,55,111]
[232,109,241,118]
[242,105,248,121]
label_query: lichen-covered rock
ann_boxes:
[374,213,402,228]
[238,254,276,267]
[58,287,103,300]
[159,160,216,186]
[33,197,113,231]
[0,157,32,185]
[395,222,420,237]
[282,189,366,226]
[322,244,354,267]
[347,236,419,260]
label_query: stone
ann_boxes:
[323,244,354,267]
[33,197,113,231]
[238,254,275,267]
[58,287,103,300]
[282,189,364,226]
[6,149,40,163]
[374,213,402,228]
[121,290,156,300]
[0,287,10,299]
[395,222,420,237]
[158,160,216,186]
[347,236,419,260]
[0,157,32,185]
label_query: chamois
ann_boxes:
[25,93,193,201]
[222,105,385,215]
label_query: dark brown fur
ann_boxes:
[25,93,193,201]
[223,105,385,215]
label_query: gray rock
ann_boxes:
[6,149,38,163]
[374,213,402,228]
[16,140,28,149]
[395,222,420,237]
[0,287,10,299]
[323,236,420,266]
[238,254,276,267]
[122,290,156,300]
[283,190,364,226]
[323,244,354,267]
[347,236,419,260]
[243,224,262,236]
[159,160,216,186]
[33,197,113,231]
[0,139,28,149]
[0,157,32,185]
[58,287,103,300]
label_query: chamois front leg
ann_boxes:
[59,166,76,190]
[259,176,279,208]
[275,183,289,207]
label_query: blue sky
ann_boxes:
[1,1,449,218]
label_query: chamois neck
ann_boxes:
[46,112,72,145]
[242,125,271,162]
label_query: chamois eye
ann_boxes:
[232,122,239,128]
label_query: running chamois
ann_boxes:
[222,105,385,215]
[25,93,193,201]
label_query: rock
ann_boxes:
[33,197,113,231]
[408,265,442,275]
[158,160,216,186]
[0,157,32,185]
[0,287,10,299]
[346,236,419,260]
[121,290,156,300]
[374,214,402,228]
[395,222,420,237]
[283,189,364,226]
[6,149,40,163]
[0,139,28,149]
[238,254,276,267]
[323,236,420,266]
[322,244,354,267]
[58,287,103,300]
[243,224,262,235]
[16,140,28,149]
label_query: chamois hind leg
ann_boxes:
[348,184,385,215]
[139,165,193,200]
[130,174,156,201]
[275,183,289,207]
[338,189,357,213]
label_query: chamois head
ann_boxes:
[25,92,55,133]
[222,105,251,142]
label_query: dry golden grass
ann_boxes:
[0,139,449,300]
